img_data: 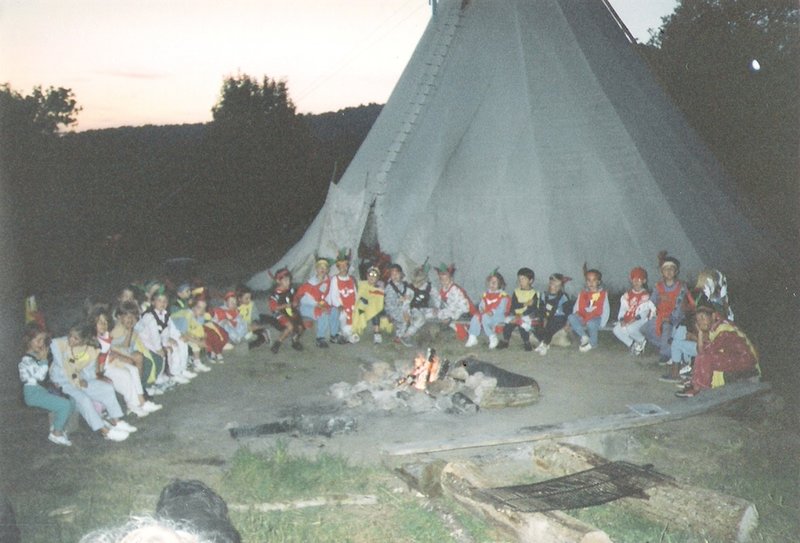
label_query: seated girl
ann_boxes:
[268,268,305,353]
[90,307,162,418]
[18,323,75,446]
[465,269,509,349]
[49,326,136,442]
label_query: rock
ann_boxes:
[359,361,392,383]
[407,391,436,413]
[329,382,352,400]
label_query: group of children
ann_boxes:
[20,250,761,447]
[289,249,759,398]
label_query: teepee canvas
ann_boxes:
[250,0,770,294]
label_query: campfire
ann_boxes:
[329,349,540,414]
[397,349,450,391]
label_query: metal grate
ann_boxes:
[477,462,672,512]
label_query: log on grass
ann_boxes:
[531,442,758,543]
[441,461,612,543]
[228,494,378,512]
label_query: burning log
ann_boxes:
[397,348,450,391]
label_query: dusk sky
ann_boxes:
[1,0,678,131]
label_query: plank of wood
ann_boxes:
[383,380,770,455]
[228,494,378,512]
[532,442,759,543]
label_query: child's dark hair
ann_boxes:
[117,301,140,318]
[22,321,47,353]
[517,268,535,282]
[235,284,252,299]
[87,305,112,339]
[582,262,602,282]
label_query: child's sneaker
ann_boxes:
[465,335,478,348]
[315,338,329,349]
[632,340,646,356]
[129,405,150,418]
[373,333,382,344]
[522,340,533,352]
[113,420,137,433]
[291,338,304,351]
[48,432,72,446]
[578,337,593,353]
[222,343,235,351]
[193,360,212,372]
[488,335,499,349]
[496,339,510,350]
[103,427,129,442]
[537,343,550,356]
[142,401,162,413]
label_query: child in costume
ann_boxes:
[643,252,689,362]
[170,283,192,314]
[268,268,305,353]
[90,306,162,418]
[613,267,655,356]
[212,291,249,346]
[111,301,163,395]
[665,268,733,382]
[49,326,136,442]
[295,257,334,349]
[19,323,75,446]
[533,273,572,355]
[431,263,476,340]
[383,263,411,342]
[400,264,436,345]
[136,290,194,385]
[498,267,541,351]
[568,265,610,353]
[236,285,270,350]
[353,265,390,344]
[676,302,758,397]
[465,269,510,349]
[326,249,359,343]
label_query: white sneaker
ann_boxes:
[579,342,594,353]
[48,432,72,446]
[182,370,198,379]
[488,335,499,349]
[129,405,149,418]
[537,343,550,356]
[373,333,382,344]
[349,334,360,344]
[633,339,647,356]
[104,427,129,442]
[172,374,190,384]
[113,420,137,433]
[142,401,163,413]
[193,361,211,372]
[222,343,235,351]
[465,335,478,348]
[146,386,164,396]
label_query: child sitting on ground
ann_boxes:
[326,249,359,343]
[498,267,540,351]
[465,269,509,349]
[19,323,75,446]
[268,268,305,353]
[643,251,689,363]
[236,285,270,350]
[112,301,163,395]
[613,267,655,356]
[533,273,572,355]
[212,291,249,347]
[432,263,476,341]
[399,264,435,346]
[383,263,410,342]
[567,265,610,353]
[352,265,390,344]
[295,257,334,348]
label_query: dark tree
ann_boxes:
[201,74,322,252]
[639,0,799,242]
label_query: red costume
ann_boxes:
[574,289,607,324]
[691,319,759,390]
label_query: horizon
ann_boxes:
[0,0,677,132]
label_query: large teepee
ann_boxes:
[250,0,770,294]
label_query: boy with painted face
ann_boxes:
[352,265,388,344]
[567,265,610,353]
